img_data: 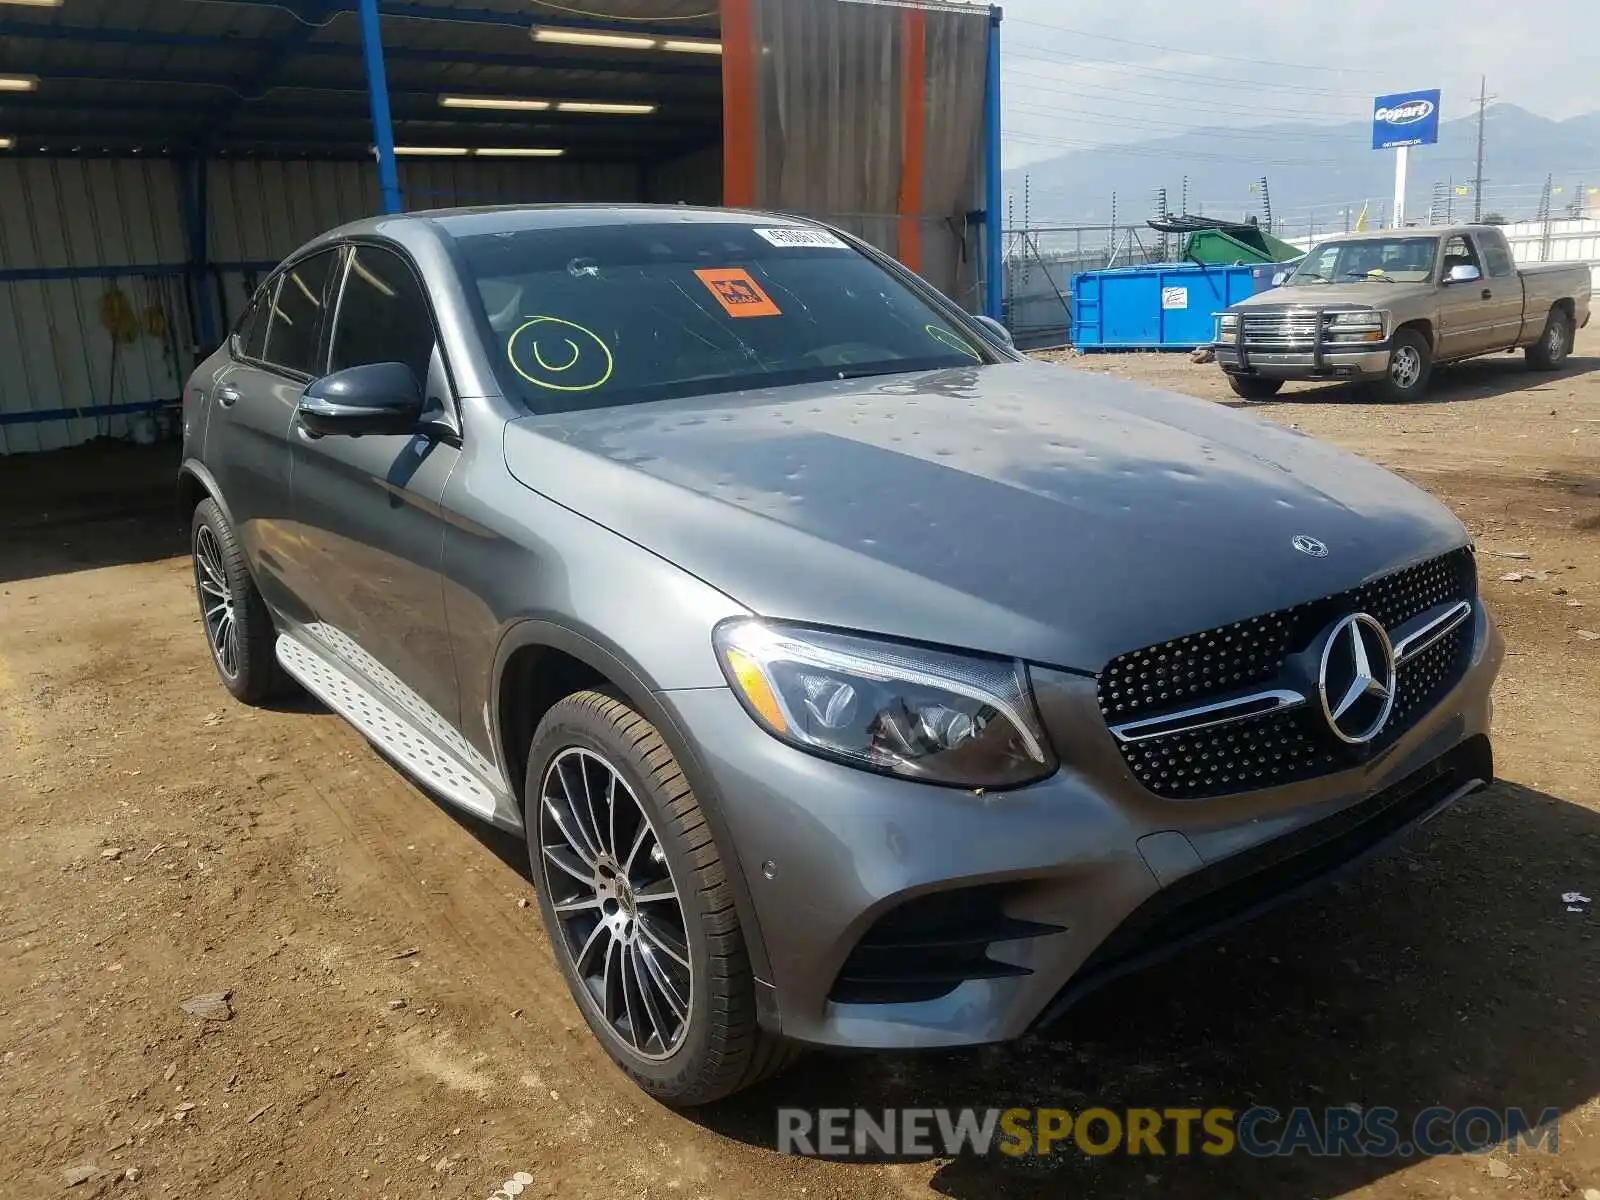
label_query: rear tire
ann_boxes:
[1373,329,1432,401]
[190,498,294,705]
[525,691,798,1106]
[1525,307,1572,371]
[1226,375,1284,400]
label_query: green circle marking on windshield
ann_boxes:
[508,316,615,392]
[925,324,981,360]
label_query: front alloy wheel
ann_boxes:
[539,746,693,1059]
[525,691,797,1105]
[1374,329,1432,401]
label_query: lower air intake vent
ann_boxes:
[829,885,1062,1006]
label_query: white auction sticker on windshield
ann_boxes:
[753,227,849,250]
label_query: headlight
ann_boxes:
[1326,309,1386,343]
[1328,310,1385,329]
[1217,313,1240,335]
[713,619,1057,788]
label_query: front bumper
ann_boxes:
[1215,343,1392,379]
[658,605,1502,1050]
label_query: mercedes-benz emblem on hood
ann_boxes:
[1318,613,1397,745]
[1292,534,1329,558]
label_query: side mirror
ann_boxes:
[1443,263,1482,285]
[972,314,1015,349]
[1271,272,1289,287]
[297,362,423,438]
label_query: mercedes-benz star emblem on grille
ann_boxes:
[1318,613,1398,745]
[1292,534,1329,558]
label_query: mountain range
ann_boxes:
[1004,103,1600,234]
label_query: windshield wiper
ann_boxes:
[1290,274,1332,285]
[1340,272,1395,282]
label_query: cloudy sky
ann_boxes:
[998,0,1600,168]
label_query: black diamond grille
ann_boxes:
[1102,548,1477,799]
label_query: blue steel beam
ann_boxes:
[3,98,712,128]
[983,6,1004,321]
[0,20,719,80]
[21,69,712,106]
[230,0,343,102]
[357,0,402,214]
[204,0,720,40]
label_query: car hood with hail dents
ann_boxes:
[502,360,1469,671]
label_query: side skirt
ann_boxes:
[275,628,519,830]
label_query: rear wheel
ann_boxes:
[191,498,293,704]
[1374,329,1432,401]
[1526,307,1572,370]
[526,691,797,1106]
[1226,374,1284,400]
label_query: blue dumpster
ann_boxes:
[1071,262,1263,350]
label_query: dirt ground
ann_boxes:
[2,330,1597,1200]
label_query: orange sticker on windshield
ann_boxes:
[695,268,782,318]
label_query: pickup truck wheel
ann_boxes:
[1526,308,1572,371]
[526,691,799,1107]
[1227,375,1284,400]
[1375,330,1432,401]
[191,498,295,705]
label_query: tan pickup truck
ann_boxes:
[1213,224,1592,400]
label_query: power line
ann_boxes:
[1003,67,1363,122]
[1006,15,1480,80]
[1006,101,1368,142]
[1004,46,1402,99]
[1006,132,1336,168]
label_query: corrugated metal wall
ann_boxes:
[206,158,643,330]
[0,158,192,453]
[741,0,989,310]
[1,157,644,454]
[646,145,723,206]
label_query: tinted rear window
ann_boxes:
[451,222,995,414]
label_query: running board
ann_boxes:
[275,631,505,823]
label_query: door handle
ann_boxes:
[216,385,242,408]
[1481,289,1492,300]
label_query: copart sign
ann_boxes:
[1371,89,1441,149]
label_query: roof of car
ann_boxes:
[328,204,817,242]
[1315,224,1502,243]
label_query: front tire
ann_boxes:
[1526,307,1572,370]
[526,691,796,1106]
[1226,374,1284,400]
[191,498,293,705]
[1374,329,1432,401]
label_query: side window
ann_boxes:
[261,249,340,376]
[1441,234,1482,276]
[234,279,276,361]
[328,246,437,387]
[1481,232,1515,278]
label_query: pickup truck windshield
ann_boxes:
[1289,236,1439,284]
[452,222,994,414]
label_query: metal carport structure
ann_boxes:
[0,0,1003,453]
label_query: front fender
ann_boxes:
[489,617,780,1015]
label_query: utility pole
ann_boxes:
[1472,76,1490,222]
[1155,187,1169,260]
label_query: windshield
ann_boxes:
[451,221,995,414]
[1288,236,1439,284]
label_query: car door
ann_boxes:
[1477,229,1525,345]
[202,251,341,618]
[1435,233,1500,359]
[286,242,465,741]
